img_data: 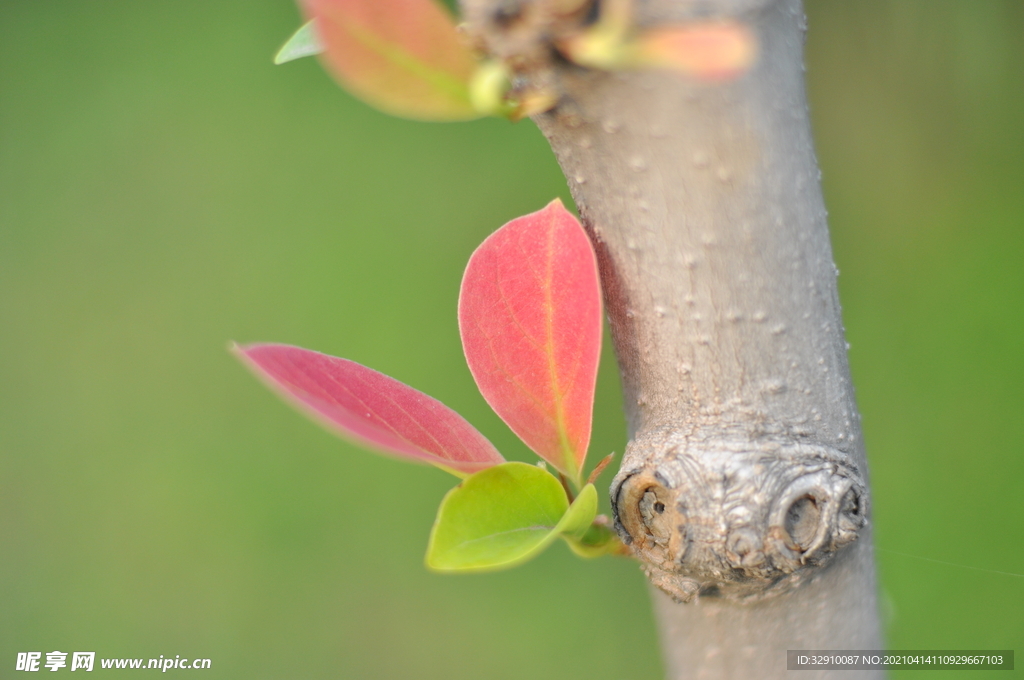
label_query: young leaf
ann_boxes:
[426,462,598,572]
[304,0,480,121]
[631,22,757,81]
[459,200,602,485]
[274,20,325,65]
[557,483,598,540]
[234,343,504,476]
[555,0,756,82]
[563,521,626,558]
[555,0,632,71]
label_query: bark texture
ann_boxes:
[461,0,883,676]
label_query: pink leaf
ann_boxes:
[633,21,757,81]
[234,343,504,476]
[459,199,603,483]
[303,0,480,121]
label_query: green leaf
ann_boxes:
[426,463,598,572]
[563,522,623,558]
[274,20,324,65]
[556,483,598,540]
[556,484,625,558]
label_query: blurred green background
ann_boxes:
[1,1,1021,677]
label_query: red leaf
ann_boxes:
[459,200,602,483]
[304,0,480,121]
[234,343,504,476]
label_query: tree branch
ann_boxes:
[462,0,883,676]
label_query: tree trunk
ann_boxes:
[462,0,883,677]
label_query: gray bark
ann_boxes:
[462,0,883,677]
